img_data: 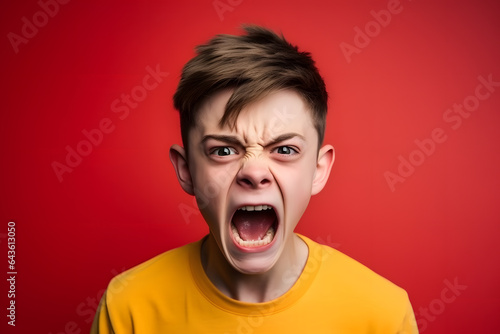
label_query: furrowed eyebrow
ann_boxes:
[266,133,305,147]
[201,133,305,148]
[201,135,243,147]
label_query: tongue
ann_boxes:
[232,209,275,241]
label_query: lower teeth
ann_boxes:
[231,225,275,247]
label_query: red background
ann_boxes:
[1,0,499,333]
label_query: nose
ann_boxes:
[236,160,273,189]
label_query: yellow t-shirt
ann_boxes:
[91,234,418,333]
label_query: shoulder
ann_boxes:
[105,240,200,306]
[302,234,406,292]
[300,234,411,324]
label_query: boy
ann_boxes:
[91,26,418,333]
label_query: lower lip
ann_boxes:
[230,224,279,253]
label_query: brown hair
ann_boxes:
[173,25,328,150]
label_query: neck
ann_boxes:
[201,233,308,303]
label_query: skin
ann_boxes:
[170,89,334,303]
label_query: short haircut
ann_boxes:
[173,25,328,151]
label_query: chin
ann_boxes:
[228,252,279,275]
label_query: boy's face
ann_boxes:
[171,89,333,274]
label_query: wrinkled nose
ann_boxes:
[236,160,273,189]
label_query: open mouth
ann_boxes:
[231,205,278,248]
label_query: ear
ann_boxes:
[311,145,335,195]
[169,144,195,196]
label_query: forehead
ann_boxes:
[193,89,316,143]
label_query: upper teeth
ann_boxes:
[238,205,272,211]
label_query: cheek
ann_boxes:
[191,162,238,223]
[288,182,313,216]
[192,160,232,197]
[275,160,316,219]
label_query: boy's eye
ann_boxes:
[274,146,298,155]
[211,147,238,156]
